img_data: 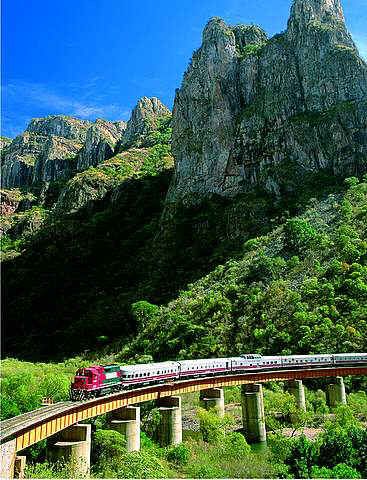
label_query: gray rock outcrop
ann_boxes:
[0,137,12,151]
[76,119,126,171]
[168,0,367,204]
[119,97,171,150]
[1,116,92,187]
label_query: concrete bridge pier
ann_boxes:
[108,406,140,452]
[326,376,347,407]
[200,388,225,417]
[156,396,182,446]
[287,380,306,411]
[241,384,266,443]
[14,455,26,479]
[47,423,91,478]
[0,438,16,479]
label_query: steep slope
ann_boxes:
[1,97,170,190]
[130,177,367,360]
[168,0,367,205]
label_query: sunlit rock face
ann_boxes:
[76,119,126,171]
[1,116,91,187]
[119,96,171,150]
[1,97,171,188]
[168,0,367,205]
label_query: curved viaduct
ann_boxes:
[1,365,366,478]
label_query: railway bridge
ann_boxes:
[1,365,366,478]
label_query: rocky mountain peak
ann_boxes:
[168,0,367,205]
[119,97,171,149]
[26,115,91,143]
[289,0,344,26]
[202,17,234,45]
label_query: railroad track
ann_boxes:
[1,365,366,450]
[0,401,79,441]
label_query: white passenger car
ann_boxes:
[280,355,333,367]
[231,354,262,371]
[178,358,230,378]
[120,361,179,386]
[334,353,367,364]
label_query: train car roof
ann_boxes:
[178,358,229,364]
[119,361,178,371]
[334,352,366,356]
[278,354,332,358]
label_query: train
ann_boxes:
[69,353,367,400]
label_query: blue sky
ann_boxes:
[2,0,366,138]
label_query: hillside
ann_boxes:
[1,0,366,362]
[129,177,367,361]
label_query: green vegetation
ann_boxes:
[309,20,335,33]
[1,206,49,260]
[238,42,266,58]
[128,177,367,360]
[268,407,367,479]
[0,358,86,419]
[21,393,367,478]
[290,100,358,127]
[2,357,365,478]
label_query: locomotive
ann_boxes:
[70,353,367,400]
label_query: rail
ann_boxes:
[1,364,366,452]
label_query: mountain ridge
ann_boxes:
[167,0,367,205]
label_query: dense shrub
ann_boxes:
[165,443,190,465]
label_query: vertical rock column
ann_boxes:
[199,388,225,417]
[326,377,347,407]
[108,406,141,452]
[241,384,266,443]
[156,396,182,446]
[47,424,91,477]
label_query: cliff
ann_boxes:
[118,97,171,150]
[1,116,91,188]
[1,97,170,189]
[168,0,367,204]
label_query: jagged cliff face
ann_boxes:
[76,119,126,171]
[168,0,367,204]
[119,97,171,149]
[1,116,91,188]
[1,97,170,189]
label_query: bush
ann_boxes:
[97,450,172,479]
[165,443,190,465]
[197,408,227,443]
[220,432,251,459]
[311,463,361,479]
[93,429,126,462]
[25,460,71,479]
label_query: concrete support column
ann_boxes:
[156,396,182,446]
[14,456,26,479]
[241,384,266,443]
[47,423,91,477]
[199,388,225,417]
[326,376,347,407]
[109,406,140,452]
[0,438,16,479]
[287,380,306,411]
